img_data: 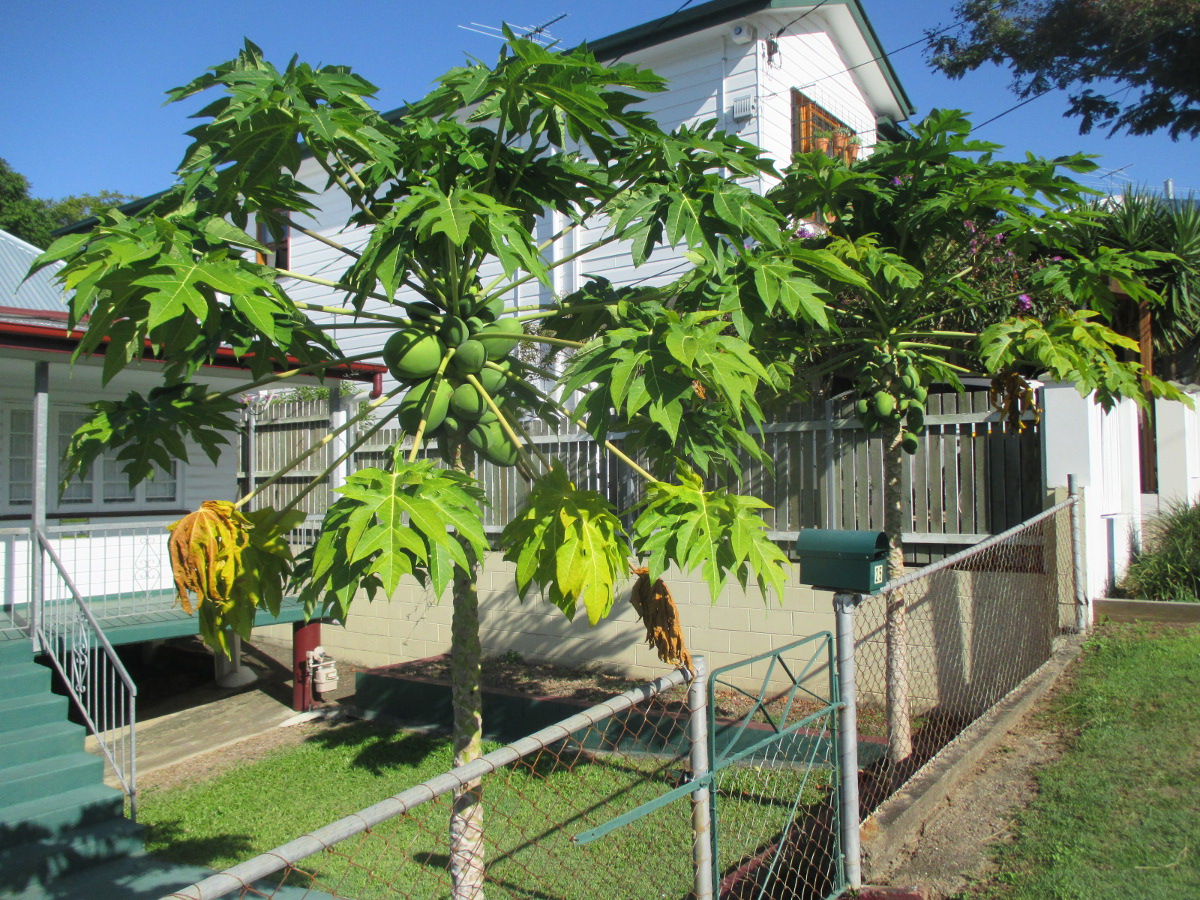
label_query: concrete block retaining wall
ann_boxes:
[254,553,839,692]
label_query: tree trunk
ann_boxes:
[882,427,913,764]
[449,451,486,900]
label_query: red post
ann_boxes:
[292,620,322,712]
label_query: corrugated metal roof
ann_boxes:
[0,228,70,313]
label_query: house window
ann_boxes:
[3,405,179,515]
[9,409,33,506]
[792,91,859,162]
[256,215,290,269]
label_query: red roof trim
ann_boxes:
[0,318,385,381]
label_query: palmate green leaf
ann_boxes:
[561,304,773,476]
[632,462,788,604]
[63,383,240,492]
[500,464,631,625]
[298,454,487,614]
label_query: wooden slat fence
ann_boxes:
[242,387,1043,559]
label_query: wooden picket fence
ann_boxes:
[240,387,1042,561]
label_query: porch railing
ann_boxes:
[34,532,138,819]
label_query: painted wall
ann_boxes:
[0,355,241,609]
[1042,381,1143,601]
[1155,389,1200,509]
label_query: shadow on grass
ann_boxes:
[303,721,451,775]
[143,818,257,868]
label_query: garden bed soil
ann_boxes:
[366,652,885,731]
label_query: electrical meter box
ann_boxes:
[794,529,890,594]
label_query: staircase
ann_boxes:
[0,639,215,899]
[0,640,331,899]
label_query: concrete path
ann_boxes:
[85,636,354,784]
[91,689,298,784]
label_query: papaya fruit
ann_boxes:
[901,432,920,455]
[478,318,524,360]
[383,327,445,382]
[478,361,511,394]
[473,295,505,322]
[855,397,869,416]
[873,391,896,418]
[450,383,486,420]
[467,420,519,466]
[452,339,487,375]
[439,316,469,348]
[397,377,452,433]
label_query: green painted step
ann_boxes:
[0,785,124,835]
[0,692,70,734]
[0,663,49,696]
[0,639,31,665]
[0,817,143,887]
[0,753,105,809]
[2,721,82,767]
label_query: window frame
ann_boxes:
[792,91,859,163]
[2,402,182,518]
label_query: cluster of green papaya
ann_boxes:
[853,351,928,455]
[383,296,526,466]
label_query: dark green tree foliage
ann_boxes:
[0,158,54,247]
[929,0,1200,137]
[0,158,136,248]
[1064,190,1200,377]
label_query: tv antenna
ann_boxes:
[459,13,567,46]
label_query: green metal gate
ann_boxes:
[575,633,846,900]
[706,633,846,899]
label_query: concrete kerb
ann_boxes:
[860,632,1086,882]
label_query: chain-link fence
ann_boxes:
[851,498,1079,819]
[163,638,848,900]
[165,666,700,900]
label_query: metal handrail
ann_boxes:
[35,532,139,819]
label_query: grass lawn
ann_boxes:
[141,718,836,900]
[974,622,1200,898]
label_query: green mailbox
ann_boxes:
[794,529,890,594]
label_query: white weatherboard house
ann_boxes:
[287,0,913,363]
[254,0,923,675]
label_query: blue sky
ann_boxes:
[3,0,1196,203]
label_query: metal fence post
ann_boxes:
[688,655,714,900]
[1068,474,1089,632]
[834,592,863,889]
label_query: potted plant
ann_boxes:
[844,131,862,161]
[811,128,835,154]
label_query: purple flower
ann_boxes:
[890,176,903,186]
[1016,293,1033,313]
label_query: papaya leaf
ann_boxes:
[297,454,487,616]
[631,462,788,604]
[500,463,631,624]
[167,502,308,655]
[63,384,241,493]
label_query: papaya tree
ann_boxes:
[32,37,861,898]
[755,110,1185,762]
